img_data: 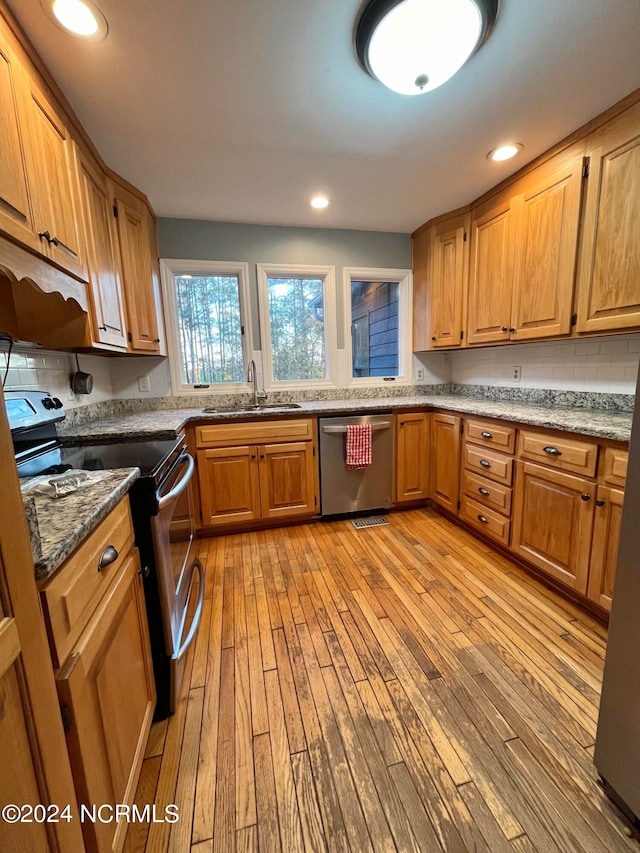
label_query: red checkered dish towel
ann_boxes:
[345,423,373,469]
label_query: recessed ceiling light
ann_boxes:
[310,196,330,209]
[43,0,108,40]
[355,0,499,96]
[487,143,524,162]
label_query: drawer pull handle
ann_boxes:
[478,487,490,496]
[581,494,591,502]
[481,431,493,439]
[479,459,491,468]
[596,499,605,507]
[543,446,561,456]
[98,545,119,572]
[477,515,488,524]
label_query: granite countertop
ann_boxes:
[25,468,140,580]
[57,395,633,443]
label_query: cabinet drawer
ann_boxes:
[196,418,314,448]
[463,444,513,486]
[465,419,516,454]
[462,470,512,517]
[460,495,511,546]
[39,498,134,668]
[600,446,628,487]
[517,430,598,477]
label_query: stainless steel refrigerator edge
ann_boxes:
[595,370,640,829]
[319,414,393,515]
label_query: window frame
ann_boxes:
[160,258,253,396]
[256,262,338,390]
[343,266,413,388]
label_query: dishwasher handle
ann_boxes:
[322,421,392,435]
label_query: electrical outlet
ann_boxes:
[138,375,151,392]
[513,365,522,382]
[67,387,76,401]
[415,367,424,381]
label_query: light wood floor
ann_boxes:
[124,507,638,853]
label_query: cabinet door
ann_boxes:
[512,461,595,594]
[576,128,640,332]
[467,197,514,344]
[78,154,128,348]
[56,550,155,853]
[113,187,160,352]
[430,413,461,512]
[510,158,584,340]
[412,226,431,351]
[258,441,317,519]
[396,412,429,502]
[0,33,37,250]
[24,79,85,279]
[587,484,623,612]
[0,613,51,852]
[430,215,468,347]
[198,445,261,526]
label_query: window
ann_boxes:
[160,259,252,393]
[344,267,412,386]
[257,264,337,388]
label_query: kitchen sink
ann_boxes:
[202,403,302,414]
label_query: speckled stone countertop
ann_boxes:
[57,395,633,443]
[25,469,139,580]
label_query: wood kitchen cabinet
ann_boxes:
[78,153,128,349]
[422,212,469,349]
[39,497,155,853]
[576,101,640,333]
[588,484,623,612]
[396,412,430,502]
[196,419,318,529]
[430,412,461,512]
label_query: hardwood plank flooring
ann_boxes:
[126,510,638,852]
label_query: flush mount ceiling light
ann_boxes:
[487,142,523,161]
[43,0,108,40]
[310,196,330,209]
[355,0,498,96]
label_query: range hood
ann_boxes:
[0,235,93,350]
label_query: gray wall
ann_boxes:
[157,219,411,349]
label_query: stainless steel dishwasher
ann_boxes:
[319,413,393,516]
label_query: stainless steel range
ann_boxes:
[7,390,203,718]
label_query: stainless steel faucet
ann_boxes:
[247,358,267,407]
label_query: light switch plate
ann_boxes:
[138,375,151,392]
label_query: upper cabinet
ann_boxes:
[430,212,469,348]
[467,154,584,345]
[575,103,640,333]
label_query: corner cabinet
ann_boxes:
[396,412,430,502]
[196,419,319,529]
[429,412,461,512]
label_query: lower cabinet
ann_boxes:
[511,461,596,595]
[587,484,624,612]
[196,419,319,529]
[396,412,430,502]
[429,412,461,512]
[39,497,155,853]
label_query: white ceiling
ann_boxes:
[7,0,640,233]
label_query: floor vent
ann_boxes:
[352,516,389,529]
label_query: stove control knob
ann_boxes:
[42,397,54,409]
[51,397,63,409]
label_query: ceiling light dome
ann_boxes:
[355,0,498,96]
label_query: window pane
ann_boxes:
[175,274,244,384]
[350,280,399,377]
[267,277,326,381]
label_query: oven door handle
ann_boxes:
[174,559,204,661]
[157,453,195,511]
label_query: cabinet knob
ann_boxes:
[153,338,161,343]
[479,459,491,468]
[501,326,508,333]
[138,564,150,578]
[478,487,490,496]
[596,498,605,507]
[543,446,562,456]
[477,515,488,524]
[431,336,437,342]
[581,494,592,502]
[480,431,493,439]
[98,545,119,571]
[509,327,515,333]
[38,230,52,243]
